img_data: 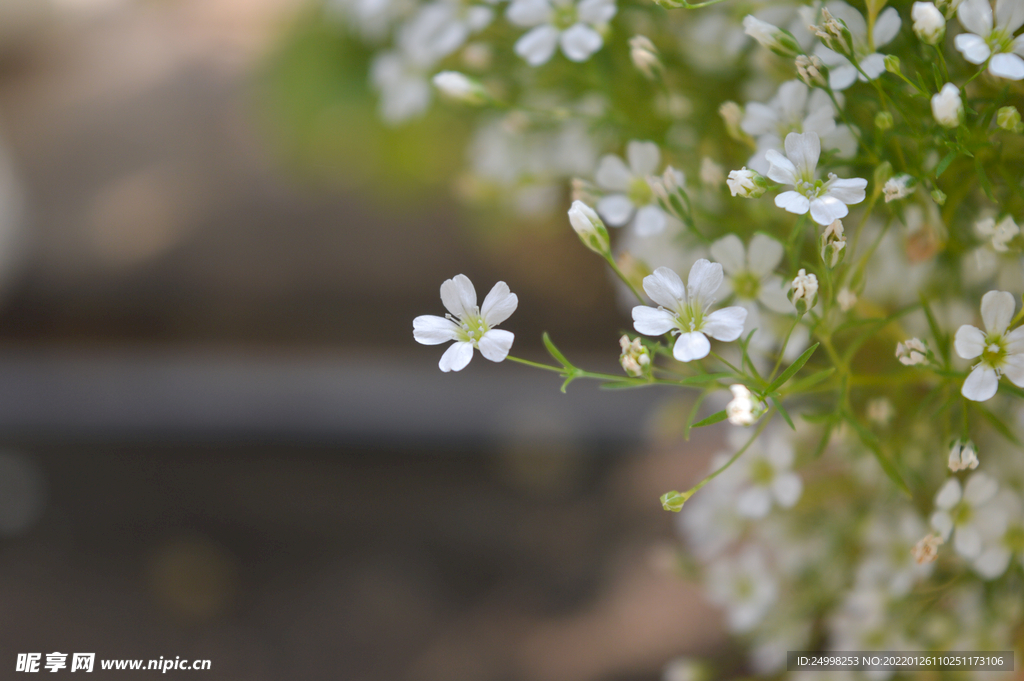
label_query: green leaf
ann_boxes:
[542,332,573,369]
[600,380,653,390]
[935,150,957,178]
[692,409,728,428]
[559,375,576,393]
[786,367,836,393]
[920,293,949,365]
[975,158,996,201]
[683,390,709,441]
[812,421,834,458]
[769,395,795,430]
[846,414,912,497]
[768,343,819,392]
[975,404,1023,447]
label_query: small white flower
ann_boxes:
[911,532,944,564]
[726,168,766,198]
[931,472,999,558]
[913,2,947,44]
[896,337,929,365]
[733,430,803,518]
[790,269,819,308]
[727,384,762,426]
[931,82,964,128]
[954,290,1024,401]
[706,547,778,633]
[948,440,980,471]
[813,1,902,90]
[975,214,1019,252]
[884,174,915,202]
[972,490,1024,579]
[837,287,857,311]
[954,0,1024,80]
[413,274,517,372]
[766,132,867,226]
[709,233,793,313]
[506,0,616,66]
[595,140,672,236]
[631,261,747,362]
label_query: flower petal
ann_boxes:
[784,131,820,177]
[709,234,747,275]
[931,510,954,539]
[758,276,794,313]
[974,546,1012,579]
[687,259,724,304]
[736,487,772,518]
[673,331,711,362]
[765,150,797,185]
[576,0,616,24]
[935,478,963,509]
[981,290,1014,335]
[439,341,474,372]
[440,274,477,317]
[825,177,868,204]
[958,0,994,37]
[775,191,810,215]
[1004,325,1024,354]
[627,140,661,176]
[858,53,887,80]
[740,102,778,137]
[954,524,983,559]
[828,64,859,90]
[643,266,686,309]
[514,24,560,66]
[632,204,666,236]
[595,154,632,190]
[481,281,518,326]
[989,52,1024,79]
[955,32,992,64]
[596,193,634,226]
[703,306,748,342]
[964,472,998,505]
[478,329,514,361]
[506,0,552,27]
[809,195,850,226]
[772,472,802,508]
[413,315,460,345]
[997,0,1024,33]
[962,365,998,401]
[632,306,677,335]
[1002,351,1024,386]
[559,23,603,62]
[872,7,902,46]
[955,325,986,359]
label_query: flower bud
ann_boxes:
[743,15,801,58]
[568,200,610,254]
[930,188,947,205]
[866,397,893,426]
[819,219,847,268]
[875,111,894,131]
[719,101,744,140]
[884,54,901,74]
[813,9,853,57]
[931,83,963,128]
[789,269,818,311]
[660,489,691,512]
[795,54,827,87]
[911,533,943,564]
[912,2,946,44]
[432,71,488,104]
[648,166,688,219]
[997,106,1024,133]
[726,384,764,426]
[896,337,929,365]
[948,440,979,472]
[629,35,662,80]
[837,287,856,311]
[619,335,651,377]
[726,167,767,198]
[884,174,915,203]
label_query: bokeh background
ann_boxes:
[0,1,729,678]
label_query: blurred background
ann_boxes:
[0,0,728,678]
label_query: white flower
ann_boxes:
[837,287,857,311]
[631,261,747,362]
[975,214,1019,252]
[790,269,819,308]
[931,82,964,128]
[595,140,672,236]
[766,132,867,226]
[413,274,517,372]
[733,431,803,517]
[506,0,616,66]
[370,52,433,123]
[884,174,915,202]
[741,80,857,175]
[726,168,766,198]
[954,290,1024,401]
[930,472,999,558]
[813,1,902,90]
[896,337,929,365]
[954,0,1024,80]
[913,2,947,44]
[726,384,763,425]
[948,440,980,472]
[972,490,1024,579]
[709,233,793,313]
[706,547,778,633]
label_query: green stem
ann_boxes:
[604,253,646,303]
[769,315,805,383]
[505,356,565,373]
[685,412,774,495]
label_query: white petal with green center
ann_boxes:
[981,290,1014,334]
